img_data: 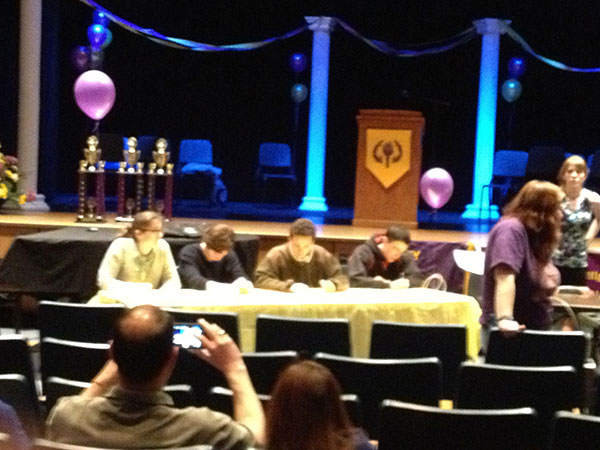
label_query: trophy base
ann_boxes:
[116,216,135,223]
[77,215,106,223]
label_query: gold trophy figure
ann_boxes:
[83,135,102,172]
[124,137,141,173]
[152,138,170,175]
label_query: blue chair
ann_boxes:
[256,142,297,202]
[480,150,528,218]
[177,139,227,204]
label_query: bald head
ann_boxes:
[112,305,174,385]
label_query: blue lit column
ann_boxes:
[462,18,509,220]
[299,16,335,212]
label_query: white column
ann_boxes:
[461,18,509,220]
[299,16,335,212]
[17,0,49,211]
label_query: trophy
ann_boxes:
[147,138,174,219]
[77,135,106,222]
[116,136,144,222]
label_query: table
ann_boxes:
[96,287,482,359]
[0,227,259,299]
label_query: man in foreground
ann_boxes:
[46,305,265,449]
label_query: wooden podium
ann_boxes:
[353,109,424,228]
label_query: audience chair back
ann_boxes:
[206,386,271,418]
[456,362,580,441]
[40,338,109,389]
[549,411,600,450]
[314,352,442,438]
[0,373,40,436]
[0,335,38,411]
[370,321,467,398]
[242,351,298,395]
[256,315,351,356]
[378,400,538,450]
[38,301,125,343]
[33,440,216,450]
[162,309,240,346]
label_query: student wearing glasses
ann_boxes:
[97,211,181,291]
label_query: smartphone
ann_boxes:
[173,324,203,349]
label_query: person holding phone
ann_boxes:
[481,180,563,344]
[254,218,349,292]
[46,305,265,449]
[96,211,181,291]
[178,223,252,291]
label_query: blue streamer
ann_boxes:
[78,0,308,52]
[506,27,600,73]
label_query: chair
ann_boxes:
[0,374,41,435]
[255,142,297,203]
[525,145,566,183]
[378,400,538,450]
[177,139,227,205]
[314,353,442,438]
[456,362,580,440]
[242,351,298,394]
[161,309,240,346]
[40,338,109,386]
[44,377,196,414]
[0,335,39,411]
[480,150,528,217]
[370,321,467,399]
[38,301,125,343]
[255,315,351,356]
[549,411,600,450]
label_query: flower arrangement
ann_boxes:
[0,151,26,208]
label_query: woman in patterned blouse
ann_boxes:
[553,155,600,286]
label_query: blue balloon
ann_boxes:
[93,10,110,27]
[501,79,523,103]
[290,83,308,103]
[289,53,307,73]
[508,57,526,78]
[100,29,113,49]
[87,24,107,50]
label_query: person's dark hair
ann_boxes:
[112,305,174,385]
[203,224,235,252]
[289,218,316,238]
[122,211,163,239]
[503,180,563,263]
[267,360,354,450]
[386,225,411,244]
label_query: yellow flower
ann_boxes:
[18,194,26,205]
[0,183,7,199]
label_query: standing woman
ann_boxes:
[97,211,181,290]
[267,360,375,450]
[553,155,600,286]
[481,181,563,341]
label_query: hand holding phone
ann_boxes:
[173,324,203,349]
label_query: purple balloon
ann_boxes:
[289,53,307,73]
[508,57,526,78]
[87,24,107,50]
[419,168,454,209]
[70,45,91,72]
[73,70,116,120]
[93,10,110,27]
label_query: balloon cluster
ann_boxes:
[70,10,112,73]
[72,10,116,121]
[289,53,308,104]
[501,57,526,103]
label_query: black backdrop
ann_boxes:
[4,1,600,211]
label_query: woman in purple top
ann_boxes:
[481,180,563,342]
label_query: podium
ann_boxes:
[353,109,425,228]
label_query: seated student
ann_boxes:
[97,211,181,291]
[178,223,252,291]
[254,218,349,292]
[348,225,424,288]
[46,305,265,449]
[267,360,375,450]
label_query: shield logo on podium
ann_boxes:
[365,128,412,189]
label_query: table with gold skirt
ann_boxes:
[97,287,482,359]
